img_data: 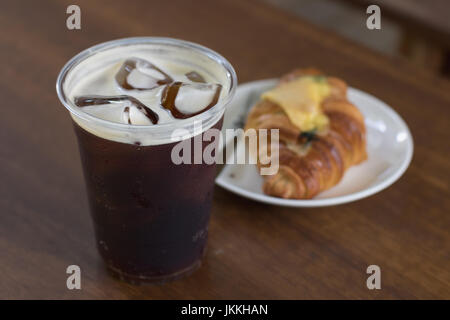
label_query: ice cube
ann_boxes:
[120,105,154,125]
[74,95,159,124]
[185,71,206,83]
[128,104,155,125]
[82,104,127,123]
[161,82,222,119]
[115,58,173,91]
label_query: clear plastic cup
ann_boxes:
[56,37,237,283]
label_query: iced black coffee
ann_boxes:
[56,38,236,283]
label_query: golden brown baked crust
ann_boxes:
[245,69,367,199]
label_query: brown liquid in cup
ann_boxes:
[73,119,223,283]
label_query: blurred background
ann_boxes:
[262,0,450,77]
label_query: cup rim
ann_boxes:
[56,37,237,133]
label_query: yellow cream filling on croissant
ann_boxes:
[262,77,330,131]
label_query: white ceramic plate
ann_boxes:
[215,79,413,207]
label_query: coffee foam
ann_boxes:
[64,43,231,145]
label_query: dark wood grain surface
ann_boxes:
[1,0,449,299]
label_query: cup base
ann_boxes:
[105,260,202,285]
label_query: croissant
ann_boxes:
[244,69,367,199]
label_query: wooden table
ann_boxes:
[1,0,449,299]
